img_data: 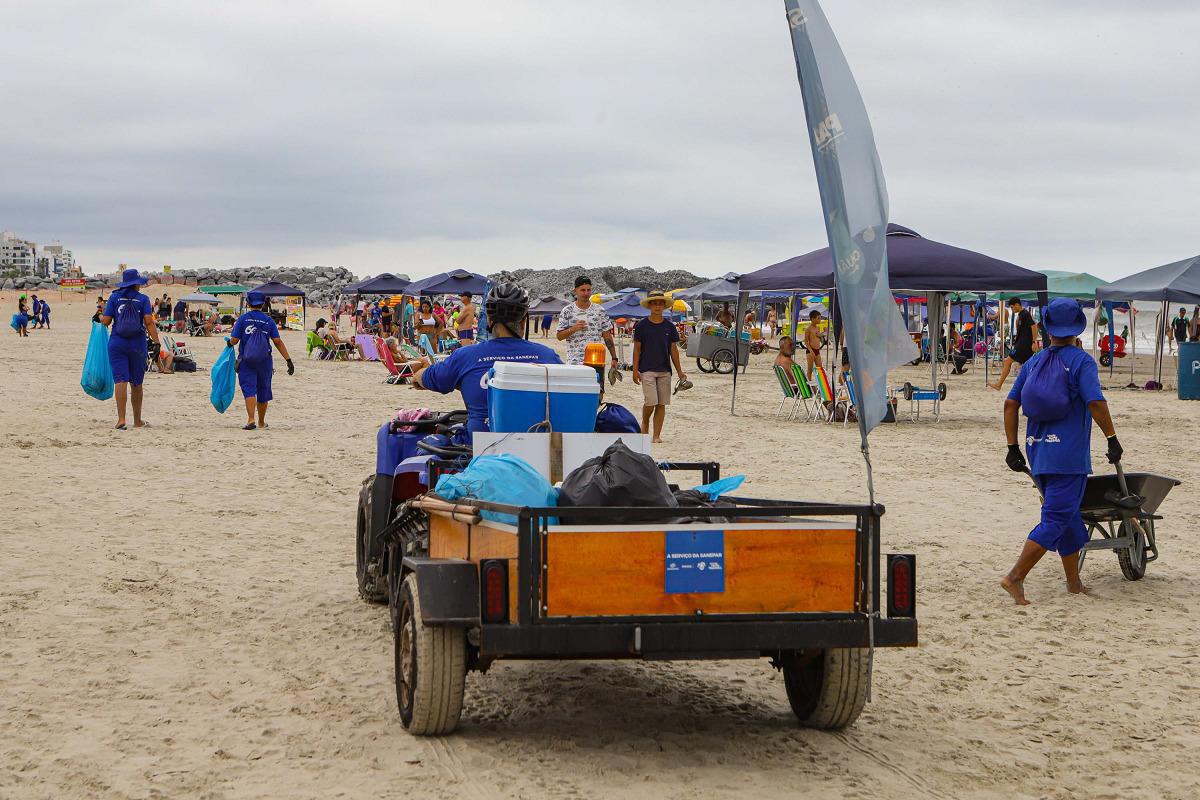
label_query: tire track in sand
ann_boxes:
[833,731,954,800]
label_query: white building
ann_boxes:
[42,244,74,276]
[1,231,38,274]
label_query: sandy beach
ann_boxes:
[2,290,1198,800]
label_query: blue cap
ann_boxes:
[1042,297,1086,338]
[116,268,148,288]
[246,291,266,306]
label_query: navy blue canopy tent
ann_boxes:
[675,273,741,303]
[350,272,412,294]
[740,224,1047,293]
[528,295,569,315]
[602,293,653,320]
[245,281,306,329]
[407,269,489,297]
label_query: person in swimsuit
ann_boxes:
[989,298,1039,391]
[455,292,477,343]
[416,299,441,344]
[803,309,825,378]
[774,336,800,389]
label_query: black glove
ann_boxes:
[1006,444,1027,473]
[1106,435,1123,465]
[286,359,295,376]
[225,339,234,348]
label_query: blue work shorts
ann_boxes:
[238,359,273,402]
[1029,473,1090,556]
[108,336,147,386]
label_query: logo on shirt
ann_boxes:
[1046,434,1060,443]
[245,324,258,335]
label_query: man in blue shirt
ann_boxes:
[632,290,687,443]
[99,268,163,430]
[228,290,294,430]
[413,282,560,433]
[1000,298,1121,605]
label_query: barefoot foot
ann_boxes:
[1067,582,1091,595]
[1000,575,1030,605]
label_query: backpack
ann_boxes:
[1020,347,1073,422]
[240,314,273,362]
[112,290,146,338]
[595,402,641,433]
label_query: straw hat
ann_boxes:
[640,290,670,308]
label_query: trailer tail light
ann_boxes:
[480,560,509,624]
[887,554,916,618]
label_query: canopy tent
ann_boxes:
[407,269,489,297]
[528,295,569,315]
[178,292,220,305]
[1096,254,1200,389]
[349,272,412,295]
[199,284,248,295]
[740,224,1047,293]
[993,269,1110,302]
[199,284,248,321]
[602,293,654,320]
[674,273,741,303]
[245,281,306,330]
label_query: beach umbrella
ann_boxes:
[179,292,220,305]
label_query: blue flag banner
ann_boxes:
[783,1,916,453]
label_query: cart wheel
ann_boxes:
[902,381,914,401]
[394,574,467,735]
[937,382,948,400]
[356,480,387,603]
[711,348,735,375]
[696,357,714,374]
[1116,520,1148,581]
[1100,352,1112,367]
[781,648,869,730]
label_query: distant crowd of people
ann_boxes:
[10,293,50,336]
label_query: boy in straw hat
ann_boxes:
[1000,298,1122,604]
[632,290,688,443]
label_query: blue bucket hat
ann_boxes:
[246,291,266,307]
[1042,297,1086,338]
[116,268,148,288]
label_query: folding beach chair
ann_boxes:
[789,363,818,421]
[376,337,415,385]
[834,371,859,428]
[812,366,835,423]
[772,365,797,419]
[306,330,330,360]
[164,335,193,361]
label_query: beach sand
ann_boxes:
[2,291,1198,799]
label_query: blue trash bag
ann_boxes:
[80,321,115,401]
[435,453,558,526]
[595,402,641,433]
[691,474,746,500]
[210,340,237,413]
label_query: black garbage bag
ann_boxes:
[558,440,677,523]
[672,489,736,524]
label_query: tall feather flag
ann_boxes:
[783,0,916,500]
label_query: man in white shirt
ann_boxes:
[556,275,618,365]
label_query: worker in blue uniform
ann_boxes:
[413,282,560,433]
[1000,298,1122,605]
[228,290,294,430]
[98,268,163,430]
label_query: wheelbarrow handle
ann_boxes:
[1113,460,1132,498]
[1023,468,1044,502]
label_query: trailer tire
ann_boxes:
[711,348,735,375]
[1116,520,1148,581]
[394,574,466,735]
[782,648,870,730]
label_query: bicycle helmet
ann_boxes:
[485,282,530,337]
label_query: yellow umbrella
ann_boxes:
[672,299,690,313]
[590,293,603,305]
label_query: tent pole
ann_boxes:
[1127,304,1138,389]
[731,291,746,415]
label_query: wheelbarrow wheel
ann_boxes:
[781,647,869,729]
[1116,520,1148,581]
[711,348,735,375]
[394,574,467,735]
[1100,352,1112,367]
[696,357,714,374]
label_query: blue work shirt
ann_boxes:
[1009,345,1105,476]
[230,310,280,364]
[104,290,154,341]
[420,336,562,432]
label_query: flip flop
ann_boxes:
[114,423,126,431]
[242,423,257,431]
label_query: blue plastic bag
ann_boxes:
[81,321,115,401]
[435,453,558,526]
[210,340,237,413]
[691,474,746,500]
[1020,347,1072,422]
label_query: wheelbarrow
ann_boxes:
[1026,464,1181,580]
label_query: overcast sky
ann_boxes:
[3,1,1197,280]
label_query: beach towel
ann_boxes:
[210,340,237,413]
[81,322,115,401]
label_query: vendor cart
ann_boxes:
[687,330,750,374]
[375,463,918,735]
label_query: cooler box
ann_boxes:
[487,362,601,432]
[1179,342,1200,400]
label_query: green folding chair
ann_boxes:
[789,363,818,421]
[772,365,797,419]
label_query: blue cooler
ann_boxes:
[1179,342,1200,400]
[487,362,601,432]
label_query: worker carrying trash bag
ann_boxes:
[227,290,294,431]
[412,282,560,434]
[999,298,1122,605]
